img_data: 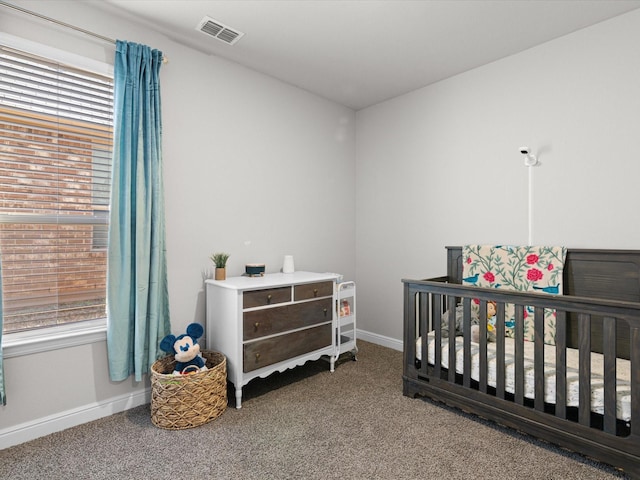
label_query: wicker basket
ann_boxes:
[151,350,227,430]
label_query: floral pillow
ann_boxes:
[462,245,567,345]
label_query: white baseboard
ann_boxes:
[0,388,150,450]
[356,329,403,351]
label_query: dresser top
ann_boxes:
[205,271,341,291]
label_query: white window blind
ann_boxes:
[0,44,114,333]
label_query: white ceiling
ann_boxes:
[95,0,640,110]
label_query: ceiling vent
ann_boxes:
[196,16,244,45]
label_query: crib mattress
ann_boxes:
[416,333,632,422]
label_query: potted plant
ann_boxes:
[210,252,230,280]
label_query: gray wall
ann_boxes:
[0,0,355,442]
[355,9,640,344]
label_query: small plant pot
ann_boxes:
[215,267,226,280]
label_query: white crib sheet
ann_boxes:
[416,333,632,422]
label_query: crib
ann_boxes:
[402,247,640,478]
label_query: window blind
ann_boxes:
[0,45,113,333]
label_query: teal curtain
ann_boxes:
[107,41,171,382]
[0,256,5,405]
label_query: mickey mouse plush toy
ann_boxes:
[159,323,209,375]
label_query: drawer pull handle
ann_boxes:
[323,308,328,317]
[267,294,272,304]
[254,322,260,331]
[255,353,261,361]
[313,288,318,297]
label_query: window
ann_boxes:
[0,44,114,334]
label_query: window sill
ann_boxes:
[2,319,107,359]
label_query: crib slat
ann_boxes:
[534,306,545,412]
[405,284,416,373]
[447,295,457,383]
[578,313,592,427]
[479,300,488,393]
[462,298,472,388]
[434,294,442,377]
[555,310,567,419]
[496,302,506,398]
[419,292,429,375]
[631,326,639,437]
[602,316,617,435]
[514,305,525,404]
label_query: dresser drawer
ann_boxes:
[243,297,332,341]
[243,323,332,372]
[243,286,291,308]
[294,281,333,301]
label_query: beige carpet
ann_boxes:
[0,341,628,479]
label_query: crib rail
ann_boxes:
[402,276,640,471]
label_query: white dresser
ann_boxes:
[205,271,340,408]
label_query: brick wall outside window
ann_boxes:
[0,110,112,333]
